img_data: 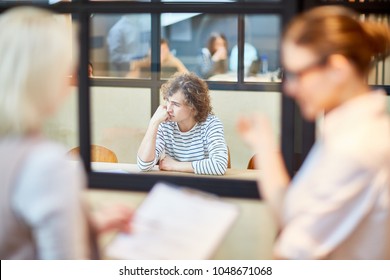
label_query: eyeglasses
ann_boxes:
[282,57,328,83]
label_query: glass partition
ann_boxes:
[87,9,282,180]
[90,14,151,78]
[87,86,281,172]
[161,13,238,81]
[387,96,390,113]
[210,90,281,169]
[89,0,151,1]
[90,13,239,80]
[90,87,151,167]
[163,0,282,2]
[365,14,390,87]
[43,14,79,152]
[244,14,281,82]
[43,86,79,151]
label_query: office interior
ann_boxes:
[1,0,389,259]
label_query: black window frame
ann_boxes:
[82,1,298,199]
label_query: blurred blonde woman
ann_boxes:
[0,7,132,259]
[238,6,390,259]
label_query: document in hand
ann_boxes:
[106,182,239,259]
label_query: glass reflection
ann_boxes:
[44,85,79,151]
[387,96,390,114]
[244,14,281,82]
[161,13,238,81]
[128,38,188,79]
[90,13,238,80]
[198,33,229,79]
[87,86,280,170]
[2,0,68,3]
[91,14,151,77]
[90,87,151,165]
[89,0,151,2]
[43,14,79,151]
[243,0,280,2]
[364,14,390,86]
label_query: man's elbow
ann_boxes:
[137,157,155,172]
[137,163,153,172]
[213,161,227,176]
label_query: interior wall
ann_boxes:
[210,90,281,168]
[91,87,151,164]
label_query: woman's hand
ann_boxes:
[237,113,276,153]
[92,204,134,234]
[212,47,227,61]
[237,113,289,222]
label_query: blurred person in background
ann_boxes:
[106,14,150,77]
[197,32,229,79]
[0,7,132,259]
[128,38,188,79]
[238,6,390,259]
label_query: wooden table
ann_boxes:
[91,162,262,181]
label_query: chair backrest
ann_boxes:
[247,154,257,169]
[67,145,118,163]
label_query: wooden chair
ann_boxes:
[227,146,231,169]
[203,146,230,168]
[247,154,257,169]
[67,144,118,163]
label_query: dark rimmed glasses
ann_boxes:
[282,56,329,83]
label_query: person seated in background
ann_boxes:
[137,72,228,175]
[128,38,188,79]
[88,61,94,77]
[106,14,150,77]
[238,5,390,259]
[229,42,259,77]
[0,7,132,259]
[197,32,228,79]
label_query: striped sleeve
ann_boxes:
[137,155,155,171]
[192,117,228,175]
[137,125,166,171]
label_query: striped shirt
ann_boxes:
[137,114,228,175]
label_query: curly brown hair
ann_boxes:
[161,72,213,123]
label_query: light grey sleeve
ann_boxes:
[12,144,91,259]
[192,117,228,175]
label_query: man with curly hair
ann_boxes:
[137,72,228,175]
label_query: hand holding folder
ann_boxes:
[106,182,239,259]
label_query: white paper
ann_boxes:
[106,182,239,260]
[96,169,128,174]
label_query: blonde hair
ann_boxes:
[283,6,390,76]
[0,7,77,136]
